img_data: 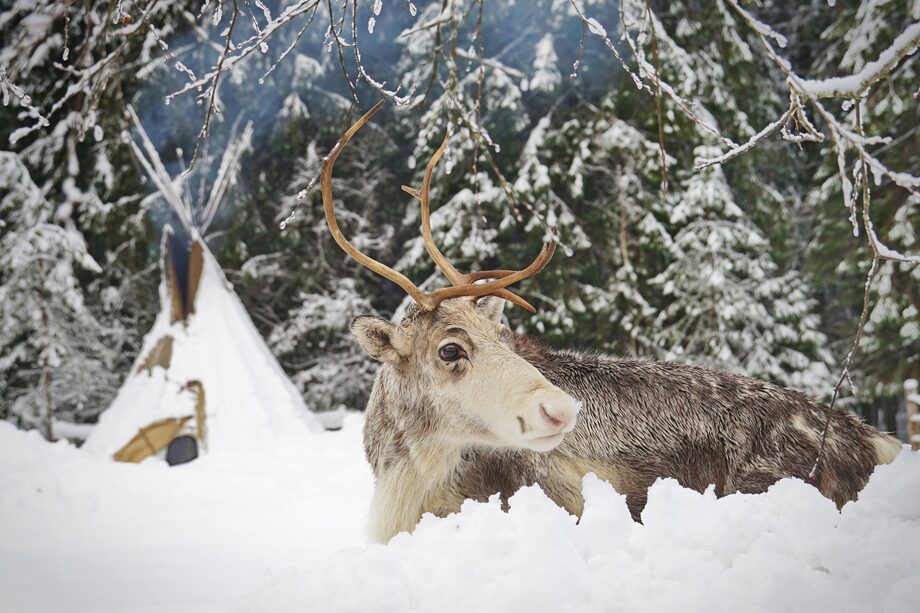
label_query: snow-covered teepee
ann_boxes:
[84,110,320,464]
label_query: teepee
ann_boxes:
[84,109,320,464]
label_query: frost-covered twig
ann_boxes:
[259,2,320,83]
[350,0,414,105]
[722,0,920,207]
[724,0,919,185]
[398,12,450,39]
[166,0,321,104]
[455,48,526,80]
[145,6,199,84]
[7,1,167,146]
[612,0,736,148]
[695,105,794,170]
[185,0,240,173]
[1,68,50,144]
[326,0,360,106]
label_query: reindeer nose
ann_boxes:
[534,388,579,433]
[540,404,566,429]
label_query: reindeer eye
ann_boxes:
[438,343,466,362]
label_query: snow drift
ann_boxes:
[2,416,918,613]
[253,446,920,613]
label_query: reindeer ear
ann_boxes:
[351,316,410,363]
[477,296,506,324]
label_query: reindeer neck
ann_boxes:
[365,373,466,542]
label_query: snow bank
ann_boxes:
[0,415,372,613]
[254,450,920,613]
[2,417,918,613]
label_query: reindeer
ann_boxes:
[321,102,903,544]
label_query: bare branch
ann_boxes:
[185,0,240,174]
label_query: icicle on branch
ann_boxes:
[722,0,920,255]
[165,0,322,105]
[1,68,50,145]
[184,0,241,174]
[350,0,415,105]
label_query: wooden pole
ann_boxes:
[905,379,920,452]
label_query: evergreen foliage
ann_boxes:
[1,0,916,434]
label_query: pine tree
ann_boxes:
[0,152,116,438]
[510,99,671,353]
[653,146,831,395]
[802,0,920,399]
[256,129,396,412]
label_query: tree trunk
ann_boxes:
[38,263,54,442]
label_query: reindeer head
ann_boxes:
[322,102,579,452]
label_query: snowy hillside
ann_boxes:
[1,418,917,613]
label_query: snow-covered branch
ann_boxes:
[0,68,50,144]
[798,22,920,99]
[694,105,794,170]
[568,0,736,149]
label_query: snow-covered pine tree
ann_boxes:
[257,103,398,413]
[608,0,831,391]
[268,279,379,413]
[802,0,920,400]
[0,0,189,420]
[652,145,831,395]
[510,98,671,354]
[0,152,116,439]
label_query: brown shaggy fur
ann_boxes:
[361,301,902,539]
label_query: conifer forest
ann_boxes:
[1,0,918,435]
[3,3,920,612]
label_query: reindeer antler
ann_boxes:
[321,100,555,312]
[400,134,555,312]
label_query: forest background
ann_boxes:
[1,0,918,437]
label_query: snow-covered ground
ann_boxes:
[1,417,918,613]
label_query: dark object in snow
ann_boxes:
[315,407,347,431]
[113,416,194,463]
[166,435,198,466]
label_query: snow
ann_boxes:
[0,416,371,613]
[798,22,920,98]
[50,419,95,441]
[586,17,607,38]
[530,34,561,92]
[2,415,919,612]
